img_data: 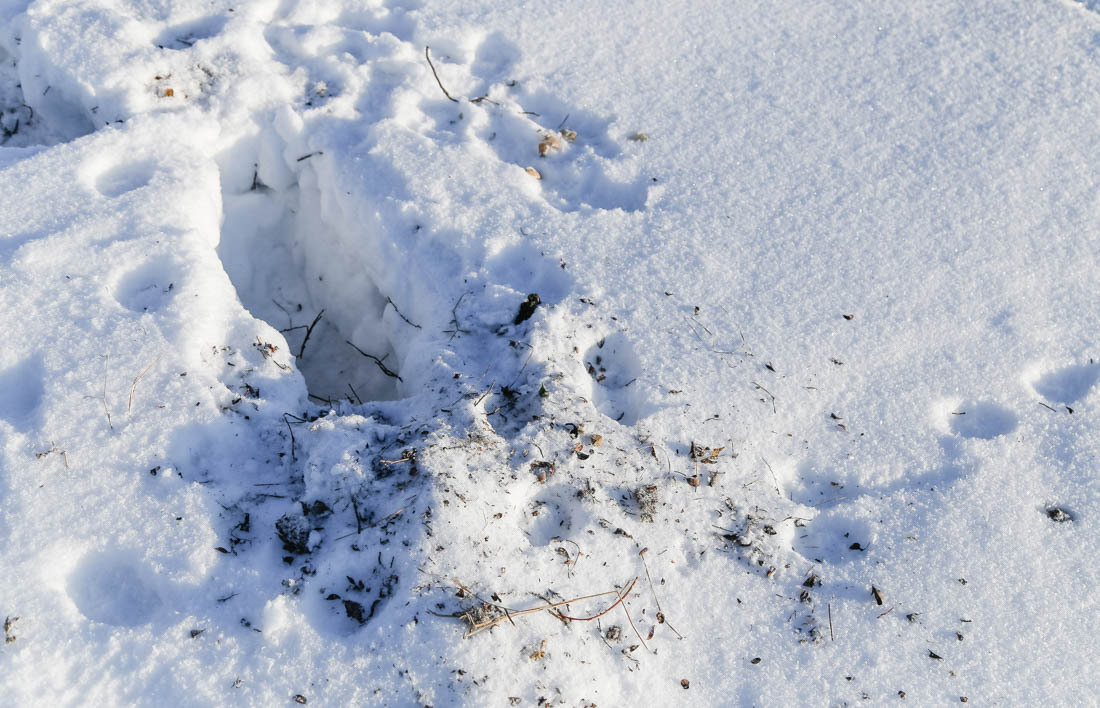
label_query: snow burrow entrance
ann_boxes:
[217,150,406,405]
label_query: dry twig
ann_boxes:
[425,47,459,103]
[128,356,160,413]
[102,355,113,431]
[298,310,324,359]
[445,577,639,638]
[346,341,403,382]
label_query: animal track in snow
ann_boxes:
[0,354,44,432]
[332,0,418,43]
[472,92,650,213]
[582,332,645,425]
[153,15,230,50]
[415,32,651,213]
[92,158,159,198]
[1029,361,1099,405]
[793,510,874,565]
[112,256,179,313]
[938,399,1018,439]
[526,495,574,547]
[67,550,163,626]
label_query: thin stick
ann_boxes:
[619,589,653,654]
[351,495,363,534]
[102,355,113,431]
[425,47,459,103]
[346,341,403,382]
[554,578,637,622]
[506,348,536,390]
[828,603,835,641]
[639,548,684,639]
[386,297,421,329]
[445,292,470,340]
[271,299,293,328]
[127,356,160,413]
[461,578,637,638]
[347,383,363,406]
[283,413,298,461]
[297,309,324,359]
[751,381,777,413]
[474,380,495,407]
[640,549,662,611]
[761,457,782,497]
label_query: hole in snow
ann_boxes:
[217,159,404,405]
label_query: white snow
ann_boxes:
[2,0,1098,704]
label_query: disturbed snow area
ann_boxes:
[2,0,1099,705]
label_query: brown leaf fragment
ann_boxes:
[538,131,562,156]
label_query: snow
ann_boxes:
[2,0,1098,704]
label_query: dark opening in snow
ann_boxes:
[217,156,404,405]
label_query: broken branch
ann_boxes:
[298,309,325,359]
[345,340,403,382]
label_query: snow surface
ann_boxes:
[2,0,1099,704]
